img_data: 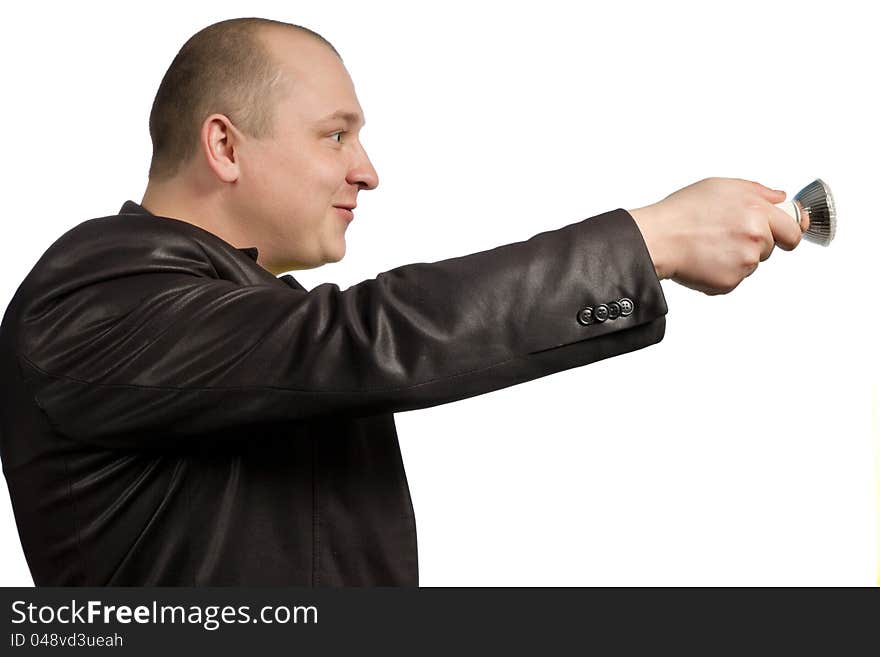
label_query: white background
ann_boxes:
[2,0,877,586]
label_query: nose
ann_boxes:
[347,140,379,191]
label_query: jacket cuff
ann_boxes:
[516,207,668,355]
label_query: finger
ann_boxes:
[797,201,811,233]
[767,202,802,251]
[759,235,775,261]
[753,220,775,267]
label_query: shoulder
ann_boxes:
[37,213,222,281]
[5,213,224,339]
[3,208,282,364]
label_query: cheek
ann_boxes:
[260,143,345,214]
[313,152,347,190]
[303,141,348,182]
[268,152,320,209]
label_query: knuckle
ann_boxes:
[747,225,766,242]
[740,246,760,268]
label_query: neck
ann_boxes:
[140,181,254,254]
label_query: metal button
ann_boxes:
[577,307,594,326]
[594,304,609,322]
[618,298,634,316]
[607,301,621,320]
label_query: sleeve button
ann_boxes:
[607,301,621,320]
[594,304,609,322]
[577,307,594,325]
[619,298,634,316]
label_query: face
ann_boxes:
[225,31,379,273]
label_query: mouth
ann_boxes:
[333,206,355,221]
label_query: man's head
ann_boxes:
[142,18,379,275]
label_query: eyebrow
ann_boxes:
[317,110,366,127]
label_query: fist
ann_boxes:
[629,177,808,295]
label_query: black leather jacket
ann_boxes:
[0,200,667,585]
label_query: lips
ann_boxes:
[334,206,355,221]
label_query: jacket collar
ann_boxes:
[118,200,305,291]
[118,200,260,262]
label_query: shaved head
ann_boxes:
[147,17,341,183]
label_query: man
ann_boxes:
[0,18,807,586]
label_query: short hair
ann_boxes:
[146,17,341,183]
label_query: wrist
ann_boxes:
[627,204,673,280]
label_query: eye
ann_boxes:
[330,131,345,143]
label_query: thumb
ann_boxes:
[748,180,787,202]
[767,187,787,202]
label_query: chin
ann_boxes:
[328,242,346,263]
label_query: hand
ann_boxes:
[628,177,809,295]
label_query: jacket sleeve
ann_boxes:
[18,208,668,446]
